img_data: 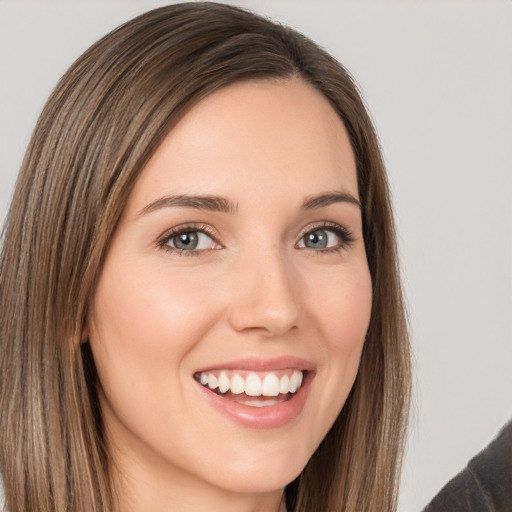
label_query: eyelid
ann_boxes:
[296,221,355,250]
[156,223,222,253]
[155,220,354,255]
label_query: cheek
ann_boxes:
[91,258,218,352]
[87,255,226,415]
[308,262,372,352]
[303,261,372,427]
[87,254,230,450]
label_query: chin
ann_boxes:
[202,443,311,495]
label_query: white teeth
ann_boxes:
[207,373,218,390]
[244,399,280,407]
[262,374,280,396]
[230,374,245,395]
[289,371,299,393]
[218,372,230,394]
[198,369,305,397]
[245,373,262,396]
[279,374,289,394]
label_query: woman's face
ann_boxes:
[88,78,372,503]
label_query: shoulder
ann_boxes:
[0,475,8,512]
[423,420,512,512]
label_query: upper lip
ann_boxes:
[195,356,315,374]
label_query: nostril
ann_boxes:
[226,256,300,335]
[227,300,300,336]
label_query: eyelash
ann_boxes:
[157,223,219,257]
[298,222,355,253]
[156,221,354,256]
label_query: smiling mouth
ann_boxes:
[194,369,305,407]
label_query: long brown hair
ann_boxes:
[0,3,410,511]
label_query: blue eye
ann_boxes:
[297,225,353,251]
[162,229,217,252]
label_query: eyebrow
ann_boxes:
[137,190,361,217]
[137,194,238,217]
[301,191,361,210]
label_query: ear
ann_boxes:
[81,320,89,344]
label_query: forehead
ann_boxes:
[126,78,358,213]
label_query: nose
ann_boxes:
[227,248,300,337]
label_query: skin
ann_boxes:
[87,78,372,512]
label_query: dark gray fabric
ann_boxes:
[423,420,512,512]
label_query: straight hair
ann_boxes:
[0,3,410,511]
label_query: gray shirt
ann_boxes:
[423,420,512,512]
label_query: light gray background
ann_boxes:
[1,1,511,510]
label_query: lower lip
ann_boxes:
[195,374,313,429]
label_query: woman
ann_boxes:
[0,3,410,511]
